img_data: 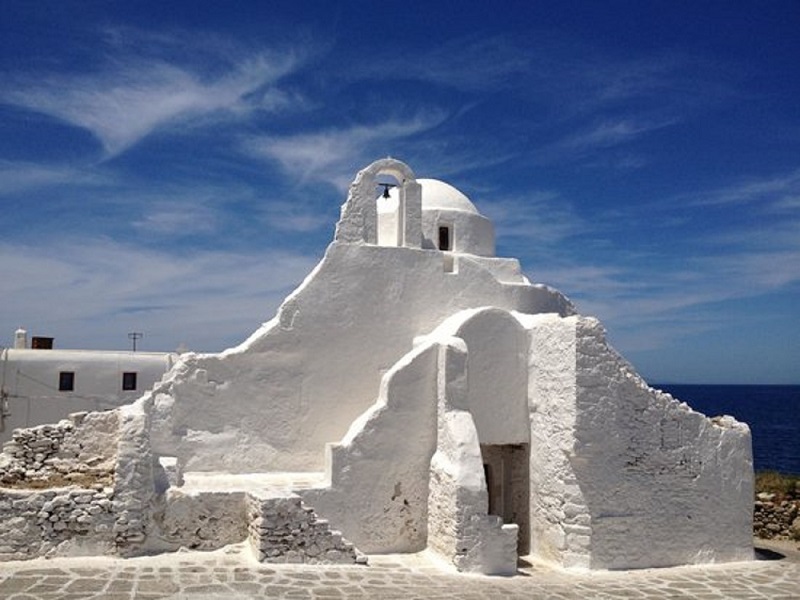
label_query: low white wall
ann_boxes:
[0,404,156,560]
[303,341,439,553]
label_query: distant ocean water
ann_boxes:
[655,384,800,476]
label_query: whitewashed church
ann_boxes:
[0,159,753,574]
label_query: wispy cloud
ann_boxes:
[125,182,257,238]
[0,160,108,195]
[132,203,221,236]
[557,117,679,152]
[1,33,305,158]
[0,239,319,352]
[532,234,800,353]
[242,112,447,189]
[480,191,586,245]
[564,53,729,115]
[686,168,800,207]
[522,165,800,354]
[257,201,333,233]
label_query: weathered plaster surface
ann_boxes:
[571,317,754,568]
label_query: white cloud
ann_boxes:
[686,168,800,207]
[124,183,255,237]
[132,204,221,236]
[243,112,447,190]
[2,47,303,158]
[480,192,586,245]
[0,160,108,195]
[530,236,800,355]
[258,201,333,233]
[0,239,319,352]
[557,118,679,152]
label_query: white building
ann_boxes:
[0,159,753,574]
[0,330,176,445]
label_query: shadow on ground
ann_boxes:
[755,546,785,561]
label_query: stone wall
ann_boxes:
[0,400,167,560]
[110,399,156,556]
[0,410,121,559]
[0,393,367,564]
[0,486,116,559]
[247,493,362,564]
[0,411,118,488]
[426,456,459,560]
[523,314,587,568]
[755,493,800,540]
[426,339,518,575]
[150,490,248,552]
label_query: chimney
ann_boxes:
[14,328,27,349]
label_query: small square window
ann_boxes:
[122,372,137,391]
[58,371,75,391]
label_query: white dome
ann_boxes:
[418,179,479,214]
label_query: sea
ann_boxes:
[655,384,800,476]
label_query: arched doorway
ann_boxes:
[427,309,532,573]
[453,309,530,555]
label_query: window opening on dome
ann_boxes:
[438,225,452,251]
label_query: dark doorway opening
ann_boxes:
[481,443,530,554]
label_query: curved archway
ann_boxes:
[452,309,529,444]
[429,308,532,565]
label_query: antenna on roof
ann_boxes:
[128,332,143,352]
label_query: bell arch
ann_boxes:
[335,158,422,248]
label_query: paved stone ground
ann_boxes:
[0,539,797,599]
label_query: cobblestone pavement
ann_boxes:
[1,540,798,600]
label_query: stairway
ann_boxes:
[246,491,366,565]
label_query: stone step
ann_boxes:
[245,492,363,565]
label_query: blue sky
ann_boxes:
[1,1,798,384]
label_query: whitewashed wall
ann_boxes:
[1,349,175,445]
[149,242,573,473]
